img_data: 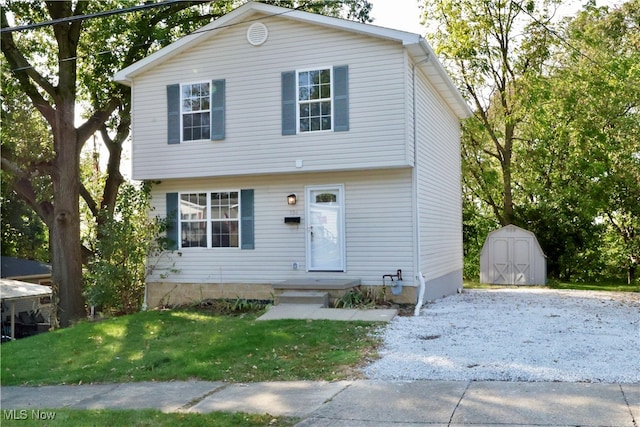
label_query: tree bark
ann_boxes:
[50,102,86,326]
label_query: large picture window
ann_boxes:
[179,191,239,248]
[298,69,332,132]
[181,82,210,141]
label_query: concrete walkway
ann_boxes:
[2,380,638,426]
[257,304,398,322]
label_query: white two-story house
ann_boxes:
[114,2,472,308]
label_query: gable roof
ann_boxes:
[481,225,546,257]
[113,1,472,119]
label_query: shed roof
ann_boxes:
[0,279,52,302]
[113,1,472,119]
[1,256,52,279]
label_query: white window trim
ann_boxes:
[178,190,241,249]
[296,67,334,134]
[180,81,211,143]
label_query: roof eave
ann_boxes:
[406,38,472,119]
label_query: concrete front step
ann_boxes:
[273,279,361,291]
[276,291,329,307]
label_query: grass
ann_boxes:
[463,280,639,293]
[546,280,639,293]
[1,309,382,386]
[0,408,296,426]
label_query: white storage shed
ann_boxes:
[480,225,547,285]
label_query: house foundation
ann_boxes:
[145,281,417,308]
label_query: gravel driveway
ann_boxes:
[363,288,639,383]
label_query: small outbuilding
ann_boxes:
[1,257,53,339]
[480,225,546,285]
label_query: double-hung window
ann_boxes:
[179,191,239,248]
[298,69,332,132]
[181,82,211,141]
[282,65,348,135]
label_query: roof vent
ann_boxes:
[247,22,268,46]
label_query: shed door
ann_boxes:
[512,237,532,284]
[491,237,532,284]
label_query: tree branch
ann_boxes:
[1,11,57,124]
[1,156,54,227]
[76,97,120,150]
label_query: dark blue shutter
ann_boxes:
[281,71,296,135]
[167,84,181,144]
[211,79,225,140]
[240,189,255,250]
[333,65,349,132]
[166,193,179,250]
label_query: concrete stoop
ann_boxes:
[273,279,361,307]
[276,291,329,307]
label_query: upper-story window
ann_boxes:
[298,69,332,132]
[281,65,348,136]
[167,80,225,144]
[182,82,211,141]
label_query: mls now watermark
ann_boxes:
[4,409,57,420]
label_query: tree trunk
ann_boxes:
[51,107,86,327]
[501,159,514,226]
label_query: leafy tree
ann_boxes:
[84,182,168,314]
[425,0,638,283]
[1,1,372,325]
[462,199,498,280]
[1,61,50,260]
[422,0,560,226]
[517,0,639,282]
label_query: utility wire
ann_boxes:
[3,1,362,73]
[3,3,300,73]
[0,0,185,33]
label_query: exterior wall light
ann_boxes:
[287,194,297,205]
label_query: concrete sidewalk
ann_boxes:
[2,380,638,426]
[257,304,398,322]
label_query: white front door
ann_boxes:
[306,185,345,272]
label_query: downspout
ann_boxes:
[411,60,426,316]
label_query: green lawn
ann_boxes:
[464,280,639,293]
[1,309,382,386]
[0,408,296,427]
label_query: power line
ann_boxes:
[1,0,185,33]
[5,5,298,73]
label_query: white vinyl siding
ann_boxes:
[147,169,415,287]
[413,64,463,283]
[130,15,408,180]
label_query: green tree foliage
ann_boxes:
[421,0,562,280]
[422,0,560,227]
[0,60,50,260]
[84,182,166,314]
[424,0,638,283]
[518,0,640,282]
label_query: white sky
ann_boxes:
[368,0,622,34]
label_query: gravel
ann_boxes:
[363,288,640,383]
